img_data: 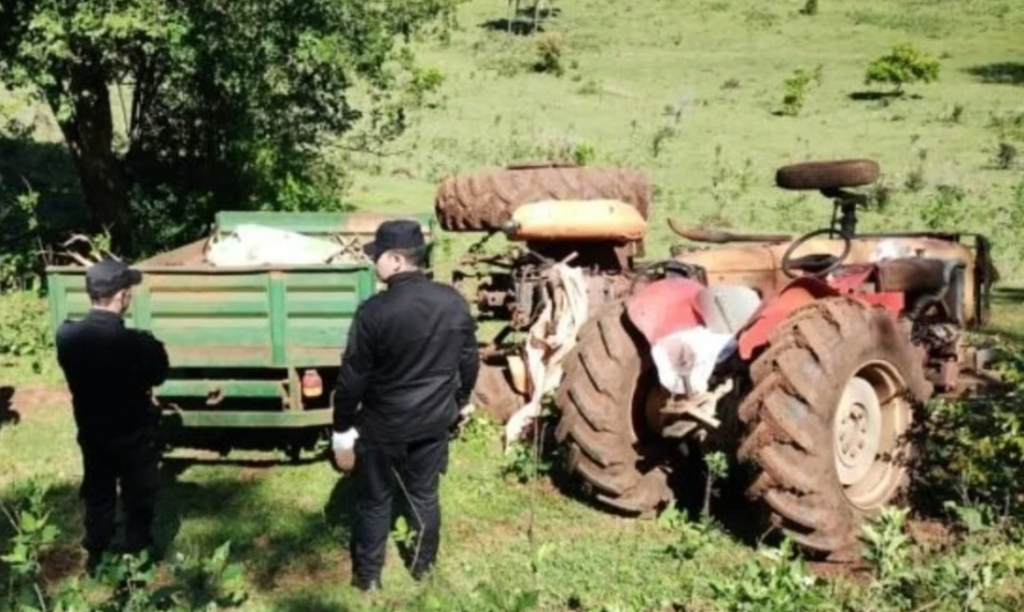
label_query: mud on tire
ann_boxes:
[553,301,673,515]
[435,165,652,232]
[736,298,932,560]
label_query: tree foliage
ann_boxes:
[0,0,459,255]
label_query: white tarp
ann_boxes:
[503,263,590,446]
[205,224,357,267]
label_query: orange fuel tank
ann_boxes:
[504,199,647,242]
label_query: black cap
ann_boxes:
[86,259,142,299]
[363,219,427,262]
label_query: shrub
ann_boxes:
[996,142,1019,169]
[533,33,564,76]
[0,290,53,374]
[778,66,821,117]
[865,43,941,94]
[800,0,819,16]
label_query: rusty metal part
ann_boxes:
[668,219,791,244]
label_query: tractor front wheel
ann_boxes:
[737,297,930,560]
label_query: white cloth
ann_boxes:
[206,224,347,266]
[504,263,590,446]
[650,327,734,396]
[332,428,359,451]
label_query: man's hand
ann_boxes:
[331,428,359,474]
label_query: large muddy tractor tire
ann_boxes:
[775,159,880,191]
[470,361,524,424]
[553,301,673,515]
[435,165,651,232]
[737,298,931,560]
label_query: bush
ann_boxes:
[0,290,53,374]
[779,68,816,116]
[533,33,565,76]
[800,0,819,16]
[996,142,1019,169]
[865,43,941,94]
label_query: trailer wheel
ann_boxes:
[736,298,930,560]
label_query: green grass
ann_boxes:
[4,0,1024,610]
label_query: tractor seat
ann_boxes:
[775,159,880,192]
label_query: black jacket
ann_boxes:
[332,271,479,443]
[55,310,170,445]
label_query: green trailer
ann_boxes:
[45,211,434,456]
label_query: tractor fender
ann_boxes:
[735,276,839,360]
[625,277,705,345]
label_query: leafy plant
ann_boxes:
[778,66,821,117]
[800,0,819,17]
[865,43,941,95]
[1,480,59,612]
[708,539,834,612]
[0,290,53,374]
[502,441,552,483]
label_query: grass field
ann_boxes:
[3,0,1024,610]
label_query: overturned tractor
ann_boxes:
[436,159,997,560]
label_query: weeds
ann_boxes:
[943,103,966,124]
[0,290,53,374]
[533,34,564,76]
[2,480,248,612]
[708,539,832,612]
[920,183,967,230]
[778,67,820,117]
[800,0,819,17]
[995,142,1018,169]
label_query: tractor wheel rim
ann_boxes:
[834,376,882,486]
[833,361,912,511]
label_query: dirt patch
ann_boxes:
[808,559,872,586]
[5,384,70,416]
[907,519,953,549]
[39,543,84,588]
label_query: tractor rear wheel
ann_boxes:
[554,301,674,515]
[434,165,651,232]
[737,298,930,560]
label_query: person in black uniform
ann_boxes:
[331,219,479,592]
[55,259,169,572]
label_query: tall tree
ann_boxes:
[0,0,457,254]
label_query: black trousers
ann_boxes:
[78,431,160,557]
[351,435,448,583]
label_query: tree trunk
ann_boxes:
[54,61,134,255]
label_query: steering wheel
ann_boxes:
[781,228,852,279]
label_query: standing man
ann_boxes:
[55,259,170,572]
[331,219,479,592]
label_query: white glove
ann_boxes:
[331,428,359,451]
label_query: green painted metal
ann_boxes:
[164,408,333,428]
[158,379,285,399]
[43,210,433,433]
